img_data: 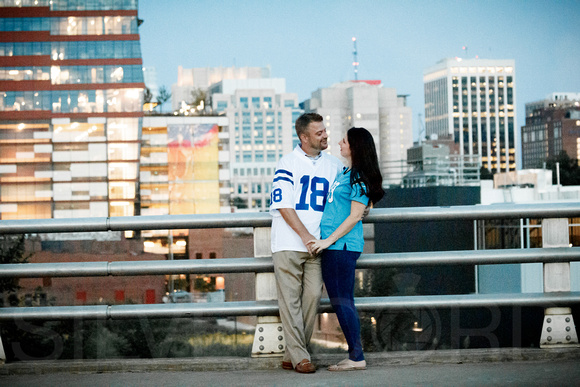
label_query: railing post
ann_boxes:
[540,218,579,348]
[0,330,5,364]
[250,227,285,357]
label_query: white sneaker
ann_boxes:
[328,358,366,371]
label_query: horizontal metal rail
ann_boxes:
[1,247,579,278]
[1,292,579,321]
[1,202,580,234]
[364,202,580,223]
[1,203,579,325]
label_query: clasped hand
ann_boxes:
[306,238,332,255]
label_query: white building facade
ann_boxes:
[172,66,271,112]
[302,81,413,185]
[211,78,302,211]
[424,58,517,173]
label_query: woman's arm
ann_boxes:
[307,200,367,255]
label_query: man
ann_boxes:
[270,113,343,373]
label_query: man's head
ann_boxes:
[295,113,328,156]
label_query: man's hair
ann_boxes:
[295,113,323,139]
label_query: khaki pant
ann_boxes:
[272,250,323,366]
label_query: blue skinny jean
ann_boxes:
[321,248,364,361]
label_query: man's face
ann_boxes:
[303,121,328,153]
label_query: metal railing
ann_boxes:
[1,202,579,234]
[0,247,578,280]
[1,202,580,347]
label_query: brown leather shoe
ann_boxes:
[282,361,293,370]
[295,358,316,373]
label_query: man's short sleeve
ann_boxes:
[270,157,295,211]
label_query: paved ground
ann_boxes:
[1,348,579,386]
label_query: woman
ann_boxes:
[308,127,384,371]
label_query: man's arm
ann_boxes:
[278,208,315,254]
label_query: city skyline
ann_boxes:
[139,0,580,148]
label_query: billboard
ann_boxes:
[167,124,219,215]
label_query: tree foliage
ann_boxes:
[479,166,494,180]
[143,87,153,104]
[156,86,171,113]
[189,88,206,109]
[2,317,252,361]
[230,197,248,209]
[0,234,30,294]
[546,151,580,186]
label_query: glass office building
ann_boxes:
[424,58,517,173]
[0,0,145,220]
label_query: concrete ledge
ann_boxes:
[1,348,580,375]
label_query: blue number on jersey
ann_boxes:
[296,175,329,212]
[271,188,282,203]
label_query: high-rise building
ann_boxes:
[521,92,580,169]
[424,58,517,173]
[0,0,145,221]
[302,80,413,185]
[211,78,302,211]
[172,66,270,112]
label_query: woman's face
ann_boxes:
[339,135,351,160]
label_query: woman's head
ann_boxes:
[345,127,384,204]
[346,127,378,168]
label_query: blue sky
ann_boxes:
[139,0,580,141]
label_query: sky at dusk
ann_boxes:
[138,0,580,141]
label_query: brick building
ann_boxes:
[521,93,580,169]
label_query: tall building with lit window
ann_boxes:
[302,80,413,185]
[521,92,580,169]
[0,0,145,221]
[211,78,302,211]
[424,58,517,172]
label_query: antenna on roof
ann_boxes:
[352,37,359,81]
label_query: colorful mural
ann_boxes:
[167,124,219,215]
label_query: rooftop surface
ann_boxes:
[1,348,580,386]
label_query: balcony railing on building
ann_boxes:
[383,155,481,188]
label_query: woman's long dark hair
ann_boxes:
[347,127,384,204]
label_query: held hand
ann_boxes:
[301,233,316,255]
[307,238,332,255]
[361,204,371,219]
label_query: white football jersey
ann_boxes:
[270,145,343,253]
